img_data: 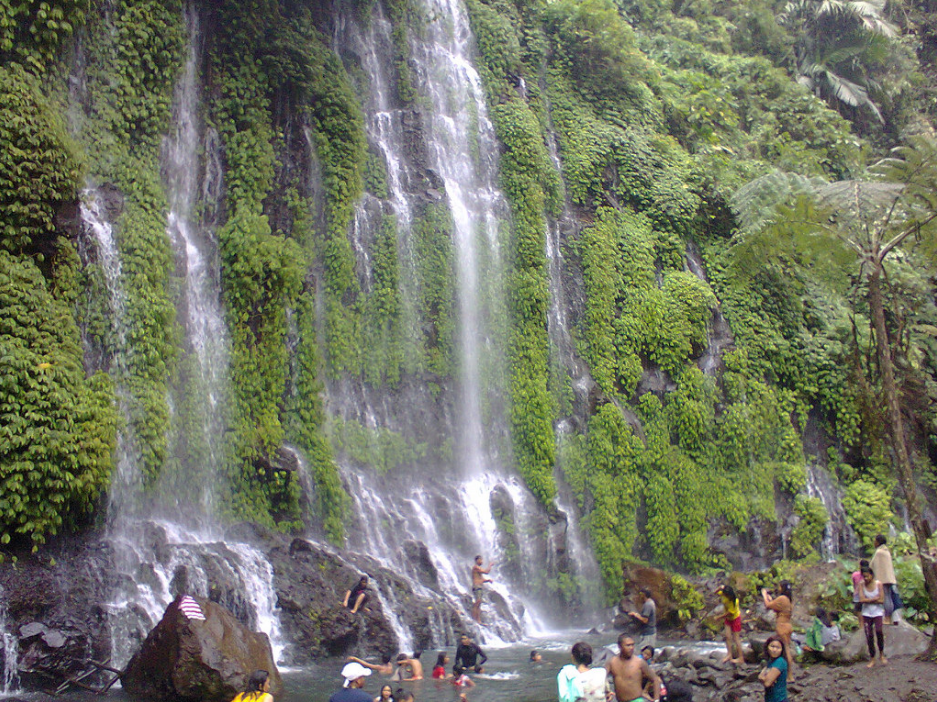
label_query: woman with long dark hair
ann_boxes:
[231,670,273,702]
[432,652,450,679]
[717,584,744,664]
[859,565,887,667]
[757,636,788,702]
[762,580,793,679]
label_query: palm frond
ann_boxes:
[729,170,827,235]
[823,71,883,121]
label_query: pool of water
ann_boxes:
[11,632,723,702]
[279,632,724,702]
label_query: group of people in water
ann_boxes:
[290,537,904,702]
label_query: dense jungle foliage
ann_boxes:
[3,0,937,604]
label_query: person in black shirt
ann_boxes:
[454,634,487,673]
[343,575,370,614]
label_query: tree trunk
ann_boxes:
[868,265,937,658]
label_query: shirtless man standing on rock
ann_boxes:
[471,555,495,623]
[605,634,661,702]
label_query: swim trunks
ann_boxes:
[472,586,484,603]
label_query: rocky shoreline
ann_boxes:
[645,636,935,702]
[0,524,473,695]
[1,525,934,701]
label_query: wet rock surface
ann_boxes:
[0,526,466,692]
[0,535,114,692]
[652,646,937,702]
[121,596,280,702]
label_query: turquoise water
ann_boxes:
[279,633,722,702]
[37,633,722,702]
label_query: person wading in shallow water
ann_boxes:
[605,633,661,702]
[454,633,487,673]
[471,555,494,623]
[329,663,372,702]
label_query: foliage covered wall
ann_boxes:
[3,0,937,603]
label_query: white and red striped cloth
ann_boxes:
[178,595,206,621]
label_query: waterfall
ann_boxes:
[324,0,587,644]
[806,464,854,559]
[90,6,283,669]
[411,0,510,477]
[0,586,18,695]
[542,97,603,611]
[161,7,229,523]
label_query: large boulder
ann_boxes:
[821,620,930,664]
[121,596,280,702]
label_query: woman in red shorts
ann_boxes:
[717,584,744,664]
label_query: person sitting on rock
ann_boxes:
[803,607,840,657]
[640,646,668,700]
[231,670,273,702]
[343,575,370,614]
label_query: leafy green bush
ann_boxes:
[671,574,704,623]
[790,494,829,559]
[0,65,83,255]
[0,0,89,70]
[842,479,894,551]
[0,250,117,547]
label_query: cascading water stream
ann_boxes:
[0,586,19,695]
[410,0,509,478]
[326,0,577,645]
[161,7,230,521]
[91,6,284,669]
[685,243,733,375]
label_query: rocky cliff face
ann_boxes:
[0,523,471,692]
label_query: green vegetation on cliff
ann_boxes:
[3,0,937,612]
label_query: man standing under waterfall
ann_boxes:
[471,555,495,623]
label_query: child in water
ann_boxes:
[451,666,475,688]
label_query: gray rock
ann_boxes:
[121,596,281,702]
[823,620,930,663]
[41,630,67,648]
[18,623,47,638]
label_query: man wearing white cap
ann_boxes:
[328,662,372,702]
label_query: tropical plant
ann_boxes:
[729,134,937,651]
[778,0,897,121]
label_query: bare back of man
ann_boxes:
[606,636,659,702]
